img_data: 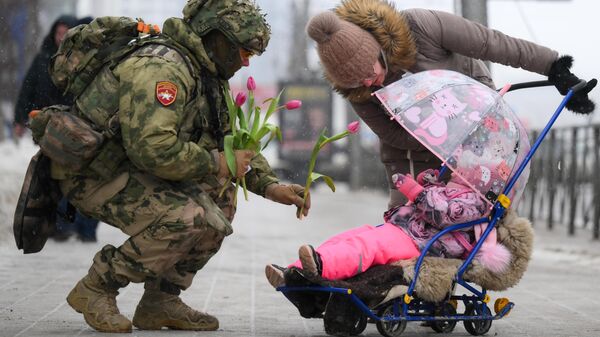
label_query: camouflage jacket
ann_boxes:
[51,18,278,196]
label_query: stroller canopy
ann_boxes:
[374,70,530,207]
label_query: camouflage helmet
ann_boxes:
[183,0,270,55]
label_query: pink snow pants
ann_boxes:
[289,223,420,280]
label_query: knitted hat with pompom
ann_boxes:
[306,11,381,88]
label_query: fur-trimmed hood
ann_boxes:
[328,0,417,103]
[324,0,558,105]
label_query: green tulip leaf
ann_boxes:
[246,138,261,152]
[261,129,279,151]
[237,106,248,130]
[309,172,336,192]
[247,91,255,123]
[259,123,278,139]
[241,176,249,201]
[256,126,269,140]
[264,89,284,123]
[262,97,275,104]
[251,106,261,137]
[223,89,237,135]
[224,135,236,176]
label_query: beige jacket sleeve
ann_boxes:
[407,9,559,75]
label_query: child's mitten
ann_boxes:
[417,169,440,185]
[392,173,424,202]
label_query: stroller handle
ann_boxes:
[503,80,551,92]
[572,79,592,92]
[503,79,589,93]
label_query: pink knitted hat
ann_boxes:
[306,11,381,88]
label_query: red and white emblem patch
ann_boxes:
[156,81,177,106]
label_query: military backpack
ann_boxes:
[14,17,162,253]
[30,17,161,170]
[50,16,161,98]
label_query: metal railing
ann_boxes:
[517,124,600,239]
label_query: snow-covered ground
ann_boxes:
[0,138,38,244]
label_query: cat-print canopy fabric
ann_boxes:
[374,70,530,207]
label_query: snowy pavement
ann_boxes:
[0,139,599,337]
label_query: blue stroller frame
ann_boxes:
[277,80,592,336]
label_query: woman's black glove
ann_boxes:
[548,55,597,114]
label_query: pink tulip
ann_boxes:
[235,92,247,107]
[246,76,256,91]
[347,121,360,134]
[285,100,302,110]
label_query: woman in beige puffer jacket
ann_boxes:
[307,0,596,207]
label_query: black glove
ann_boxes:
[548,55,597,114]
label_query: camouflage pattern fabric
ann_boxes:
[13,151,62,254]
[51,7,277,288]
[53,18,278,192]
[51,16,143,97]
[34,105,104,171]
[183,0,270,55]
[61,170,234,289]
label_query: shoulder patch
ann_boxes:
[156,81,178,106]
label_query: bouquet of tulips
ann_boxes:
[299,121,360,216]
[222,76,301,200]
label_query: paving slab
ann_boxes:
[1,186,599,337]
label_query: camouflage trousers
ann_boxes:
[59,169,236,290]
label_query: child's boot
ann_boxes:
[265,264,286,288]
[298,245,323,276]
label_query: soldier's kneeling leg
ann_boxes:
[63,173,233,331]
[132,224,226,331]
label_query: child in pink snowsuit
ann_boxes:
[283,169,511,282]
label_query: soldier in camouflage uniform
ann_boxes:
[54,0,310,333]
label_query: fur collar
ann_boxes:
[328,0,417,103]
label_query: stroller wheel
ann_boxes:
[464,304,492,336]
[323,293,368,336]
[431,302,457,333]
[323,313,367,336]
[351,314,368,335]
[376,302,407,337]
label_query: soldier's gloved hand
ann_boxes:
[265,183,310,219]
[548,55,597,114]
[217,150,255,179]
